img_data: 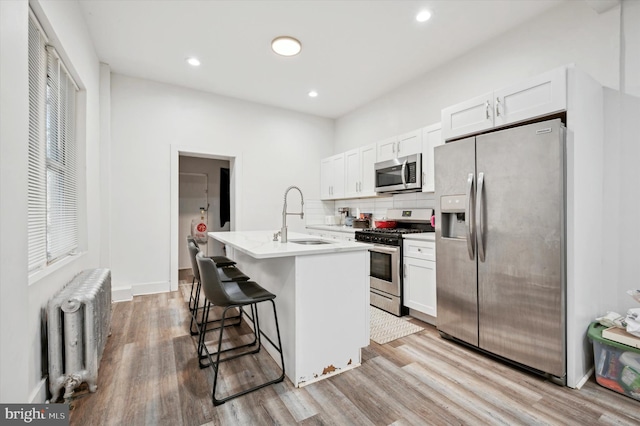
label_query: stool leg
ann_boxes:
[188,276,197,311]
[210,300,285,406]
[189,279,202,335]
[196,299,212,361]
[198,304,259,369]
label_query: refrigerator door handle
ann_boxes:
[466,173,475,260]
[477,172,486,262]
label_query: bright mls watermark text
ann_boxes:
[1,404,68,425]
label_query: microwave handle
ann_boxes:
[401,159,407,187]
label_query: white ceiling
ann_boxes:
[78,0,569,119]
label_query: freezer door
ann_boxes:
[434,137,479,346]
[476,119,565,378]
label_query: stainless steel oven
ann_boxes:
[369,244,402,316]
[356,208,435,317]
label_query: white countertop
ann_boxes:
[209,230,370,259]
[402,233,436,242]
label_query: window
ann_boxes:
[28,11,79,272]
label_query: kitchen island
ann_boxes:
[208,230,370,387]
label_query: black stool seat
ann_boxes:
[220,281,275,305]
[217,266,250,283]
[196,253,285,406]
[208,255,236,267]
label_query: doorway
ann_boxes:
[170,145,243,292]
[178,156,230,280]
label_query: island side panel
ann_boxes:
[231,250,298,385]
[294,250,369,385]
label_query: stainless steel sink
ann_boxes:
[289,239,333,245]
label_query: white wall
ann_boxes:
[334,1,620,151]
[602,0,640,314]
[0,0,30,403]
[0,0,101,402]
[109,74,334,295]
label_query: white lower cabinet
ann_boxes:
[403,239,436,317]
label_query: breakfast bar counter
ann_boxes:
[208,231,370,387]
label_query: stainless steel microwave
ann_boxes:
[374,153,422,193]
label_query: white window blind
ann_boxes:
[28,12,79,272]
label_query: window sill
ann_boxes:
[28,251,86,286]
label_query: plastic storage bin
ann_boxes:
[588,322,640,401]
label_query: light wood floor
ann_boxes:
[68,286,640,425]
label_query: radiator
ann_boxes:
[47,268,112,401]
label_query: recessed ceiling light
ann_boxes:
[186,57,201,66]
[416,10,432,22]
[308,90,318,98]
[272,36,302,56]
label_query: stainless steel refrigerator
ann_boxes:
[434,118,566,383]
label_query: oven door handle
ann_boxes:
[369,245,399,255]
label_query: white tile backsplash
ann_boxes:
[304,199,335,225]
[306,192,435,225]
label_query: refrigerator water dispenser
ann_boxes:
[440,195,467,240]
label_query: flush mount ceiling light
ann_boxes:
[271,36,302,56]
[308,90,318,98]
[416,10,432,22]
[186,57,201,66]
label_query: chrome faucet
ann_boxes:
[281,186,304,243]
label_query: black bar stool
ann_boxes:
[187,241,249,337]
[187,235,236,313]
[187,235,236,266]
[196,252,285,406]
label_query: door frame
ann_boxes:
[170,144,243,291]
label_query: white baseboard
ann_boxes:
[408,309,436,326]
[112,281,170,302]
[574,367,593,389]
[111,286,133,302]
[132,281,170,296]
[29,378,47,403]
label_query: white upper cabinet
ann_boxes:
[442,66,567,141]
[320,153,345,200]
[421,123,443,193]
[378,130,422,162]
[344,148,360,198]
[376,135,398,162]
[396,129,422,158]
[441,92,494,141]
[360,143,377,196]
[494,67,567,127]
[345,143,377,198]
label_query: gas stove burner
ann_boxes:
[355,208,434,246]
[391,229,422,234]
[358,228,428,235]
